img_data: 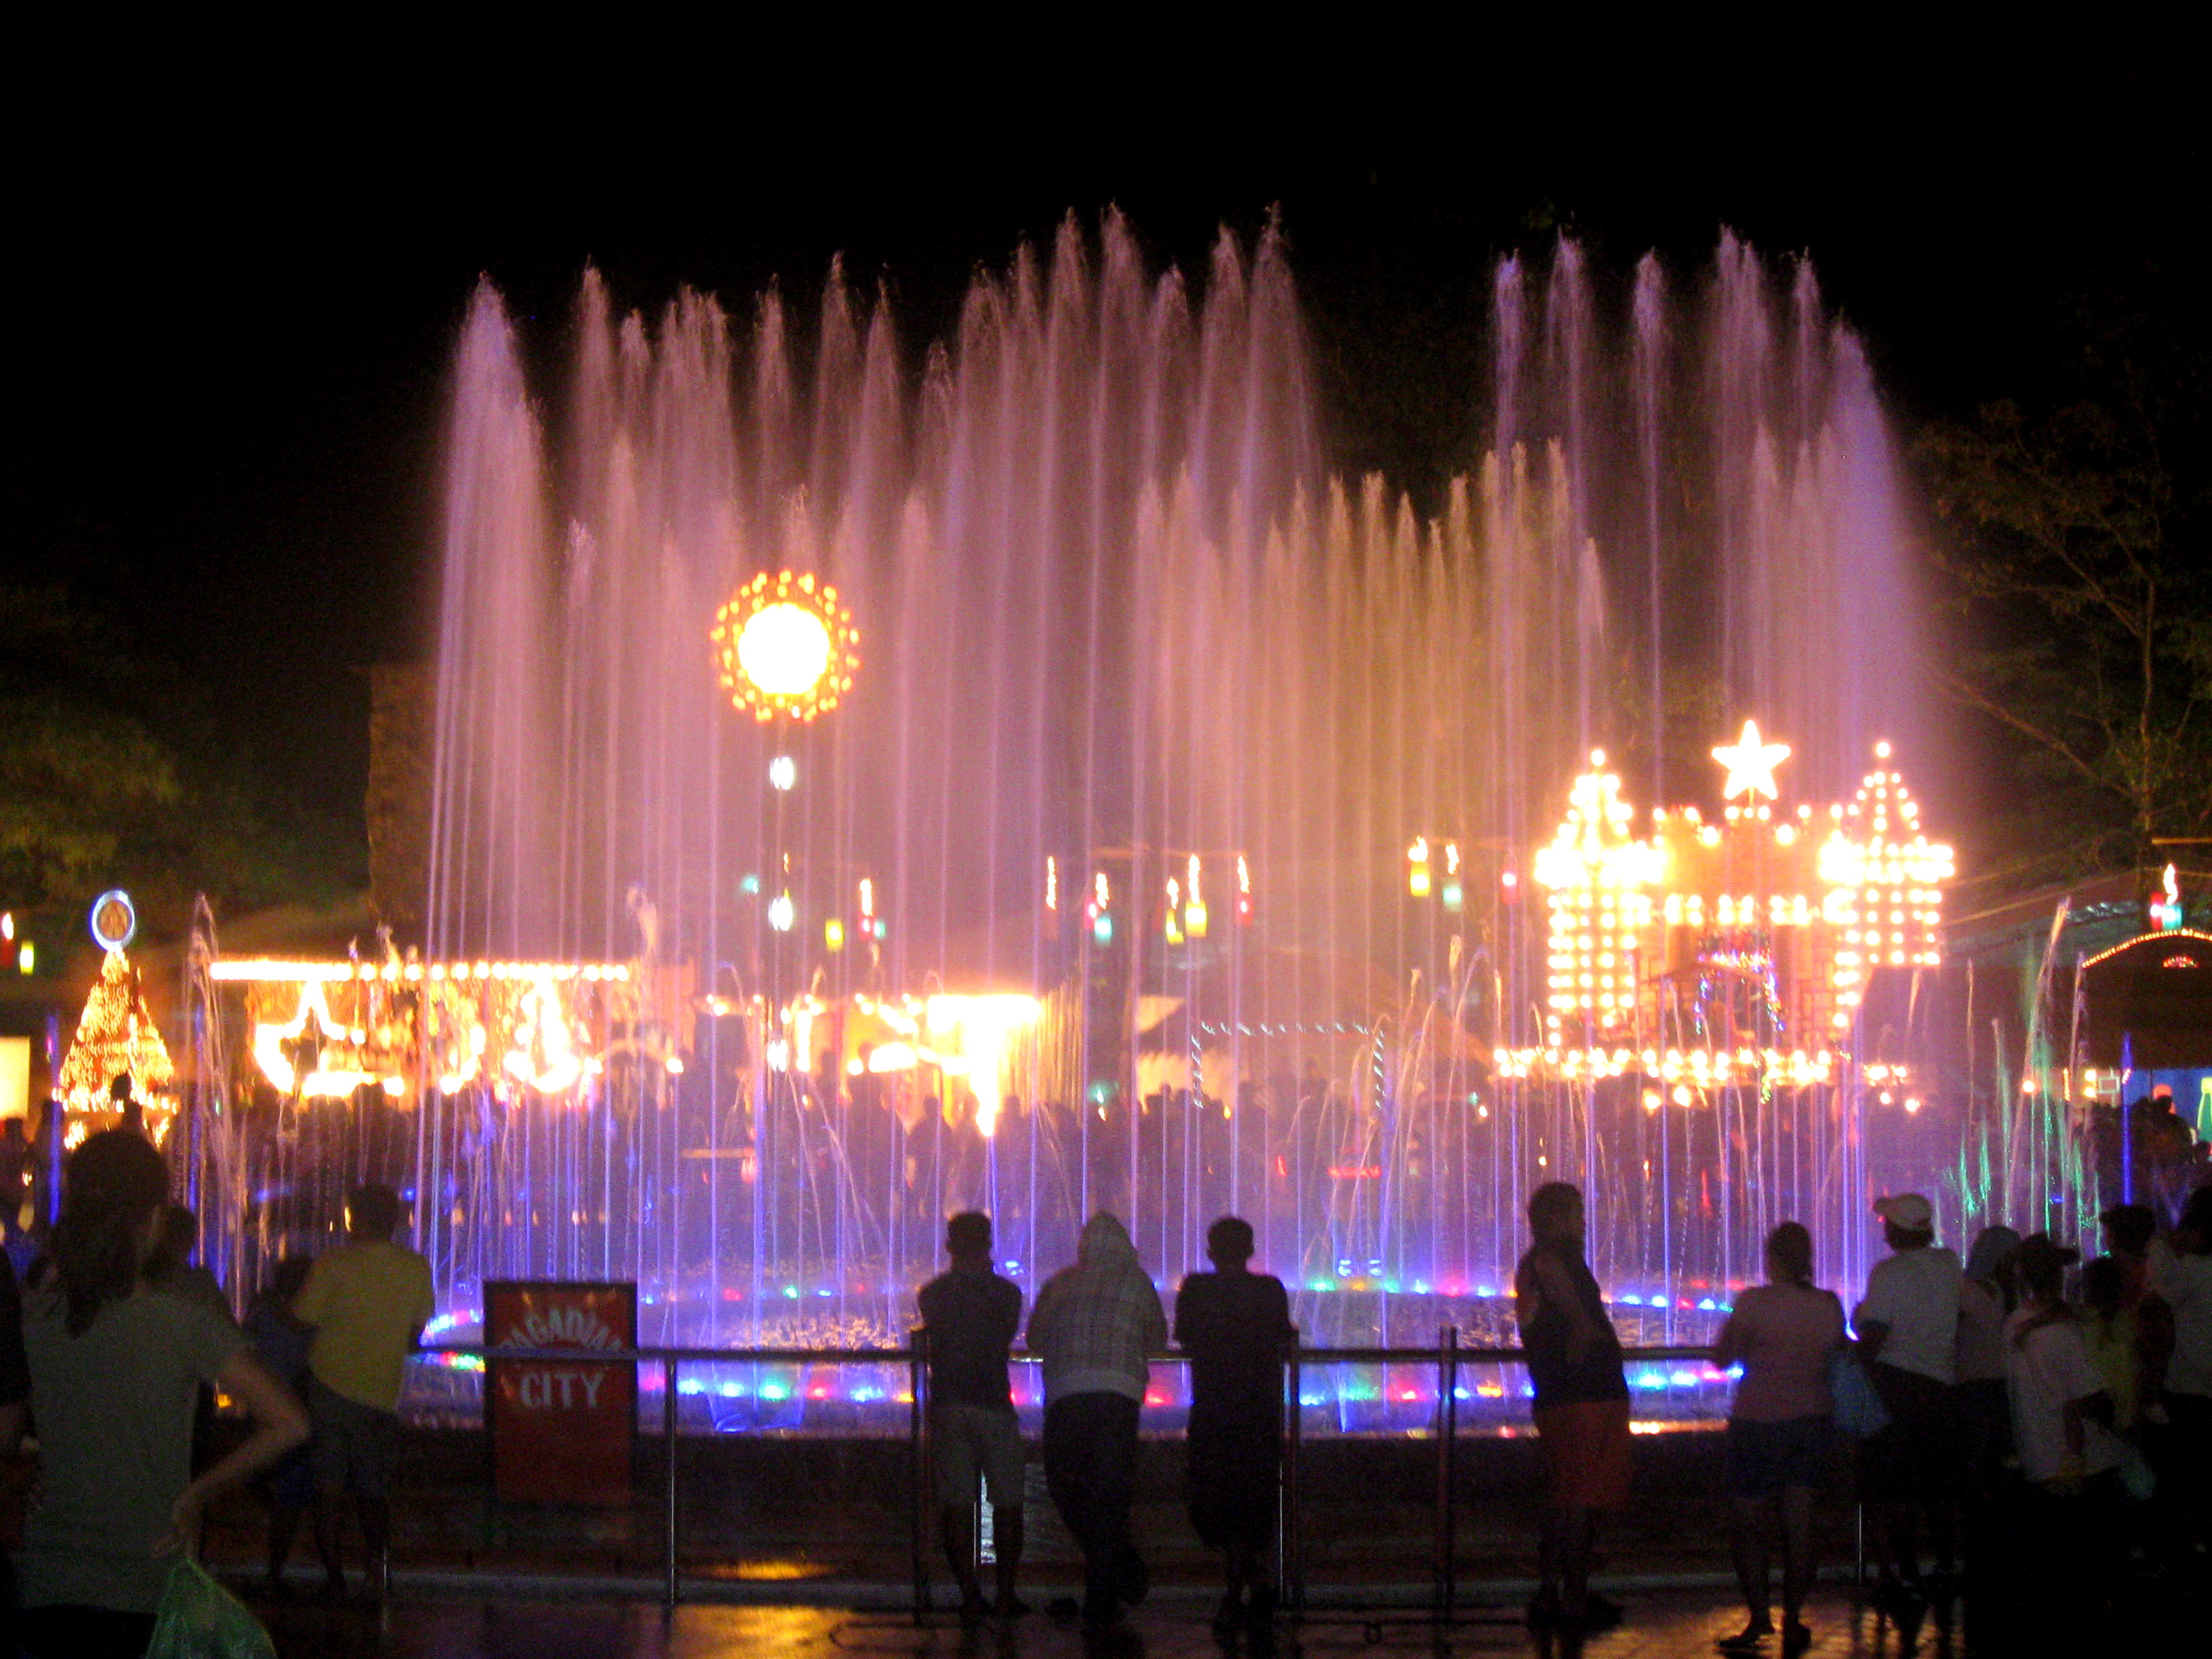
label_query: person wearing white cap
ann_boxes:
[1852,1193,1963,1631]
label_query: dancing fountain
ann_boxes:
[188,218,1970,1429]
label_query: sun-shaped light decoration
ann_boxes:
[710,570,859,722]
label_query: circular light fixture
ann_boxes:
[89,888,138,952]
[711,570,859,722]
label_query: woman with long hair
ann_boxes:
[3,1130,307,1658]
[1710,1221,1845,1654]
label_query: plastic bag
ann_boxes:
[146,1557,279,1659]
[1826,1348,1892,1439]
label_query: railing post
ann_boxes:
[662,1355,679,1608]
[1433,1324,1458,1621]
[1283,1335,1304,1612]
[909,1328,928,1622]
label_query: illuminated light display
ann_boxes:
[1711,719,1792,802]
[1526,730,1952,1092]
[501,972,583,1094]
[1407,836,1431,898]
[59,947,176,1137]
[89,888,138,951]
[922,994,1042,1137]
[2152,862,2185,930]
[1184,855,1208,939]
[710,570,859,722]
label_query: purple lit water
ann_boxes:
[362,220,1948,1426]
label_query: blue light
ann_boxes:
[678,1379,705,1395]
[783,1286,800,1299]
[1620,1294,1643,1307]
[1697,1298,1718,1311]
[739,874,761,895]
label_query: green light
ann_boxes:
[1441,880,1464,913]
[740,874,761,895]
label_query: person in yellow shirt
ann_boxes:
[294,1183,434,1603]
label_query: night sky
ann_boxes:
[6,65,2200,886]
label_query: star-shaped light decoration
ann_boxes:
[1713,718,1791,802]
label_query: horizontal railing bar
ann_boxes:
[420,1343,1724,1366]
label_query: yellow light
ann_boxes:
[1712,718,1792,802]
[737,602,833,697]
[711,571,859,722]
[17,942,31,975]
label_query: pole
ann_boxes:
[1433,1324,1458,1620]
[910,1329,928,1622]
[662,1356,679,1607]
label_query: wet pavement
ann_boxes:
[245,1585,2070,1659]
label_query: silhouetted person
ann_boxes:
[0,1242,27,1652]
[1174,1214,1293,1643]
[1954,1223,2019,1593]
[108,1075,142,1141]
[2005,1233,2125,1643]
[295,1183,433,1603]
[1515,1181,1629,1631]
[2146,1185,2212,1561]
[1027,1212,1166,1627]
[1853,1193,1961,1631]
[0,1117,28,1244]
[245,1256,333,1597]
[917,1212,1025,1622]
[1711,1221,1843,1655]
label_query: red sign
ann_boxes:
[485,1281,636,1505]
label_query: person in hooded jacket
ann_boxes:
[1026,1212,1167,1626]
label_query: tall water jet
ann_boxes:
[194,220,1944,1429]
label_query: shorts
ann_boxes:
[1725,1414,1832,1496]
[933,1401,1025,1507]
[310,1377,401,1502]
[1861,1363,1956,1502]
[1532,1397,1633,1511]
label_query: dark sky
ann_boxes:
[5,63,2202,854]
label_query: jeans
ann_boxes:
[1043,1391,1142,1614]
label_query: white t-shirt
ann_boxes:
[1856,1246,1963,1384]
[2148,1240,2212,1397]
[2003,1309,2125,1483]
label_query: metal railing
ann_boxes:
[423,1334,1723,1618]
